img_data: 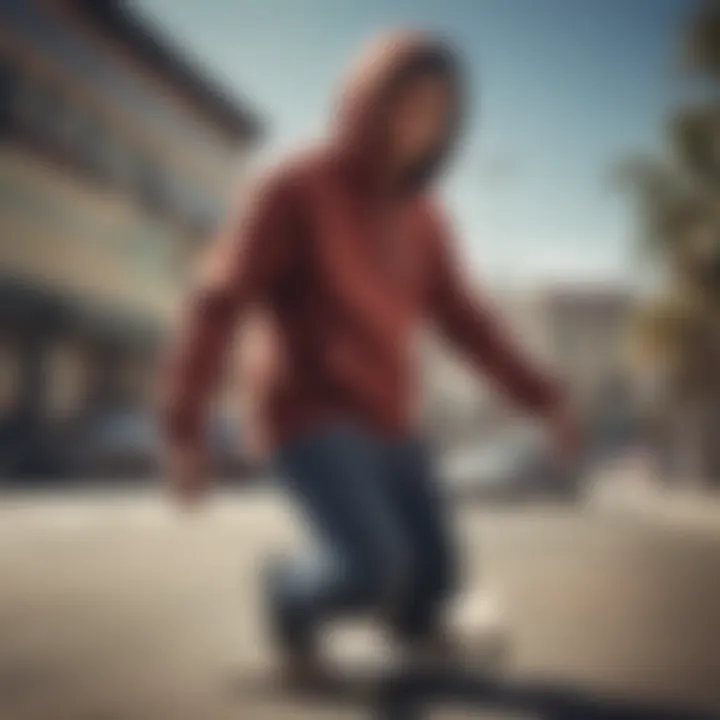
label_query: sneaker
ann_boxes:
[262,556,308,645]
[262,557,333,693]
[274,644,335,694]
[400,625,464,673]
[452,587,510,668]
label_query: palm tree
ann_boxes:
[618,1,720,486]
[684,0,720,78]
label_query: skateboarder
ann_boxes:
[161,29,578,686]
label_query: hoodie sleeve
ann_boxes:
[425,203,562,415]
[161,169,300,448]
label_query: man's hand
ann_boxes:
[164,442,210,510]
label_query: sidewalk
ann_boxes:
[587,458,720,536]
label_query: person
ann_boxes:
[161,30,579,687]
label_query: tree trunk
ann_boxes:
[669,395,720,489]
[698,397,720,487]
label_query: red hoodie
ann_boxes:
[162,31,561,450]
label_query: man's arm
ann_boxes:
[425,203,562,416]
[160,170,299,455]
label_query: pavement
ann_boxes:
[1,487,720,719]
[586,458,720,534]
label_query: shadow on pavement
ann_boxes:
[229,668,720,720]
[374,668,720,719]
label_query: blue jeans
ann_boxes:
[266,424,458,649]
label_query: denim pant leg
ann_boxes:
[382,437,459,641]
[268,426,412,645]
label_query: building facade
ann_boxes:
[525,285,637,410]
[0,0,262,478]
[511,283,642,457]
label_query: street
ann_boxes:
[1,488,720,719]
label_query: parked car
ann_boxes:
[80,411,251,479]
[81,411,157,477]
[442,430,583,503]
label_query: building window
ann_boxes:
[0,338,21,421]
[0,61,14,136]
[57,103,98,167]
[43,344,87,421]
[11,73,116,185]
[135,157,170,215]
[13,75,62,141]
[105,135,137,192]
[74,115,111,178]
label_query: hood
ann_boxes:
[333,30,466,196]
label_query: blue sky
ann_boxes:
[138,0,694,288]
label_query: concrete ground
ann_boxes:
[1,487,720,719]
